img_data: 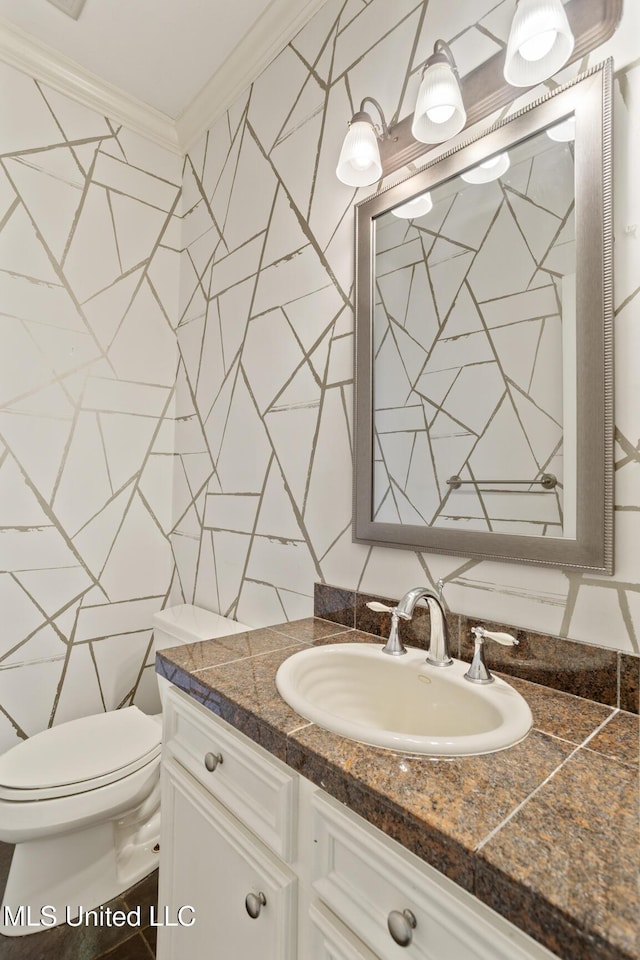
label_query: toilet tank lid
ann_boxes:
[152,604,251,645]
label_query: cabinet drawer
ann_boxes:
[310,901,380,960]
[163,686,297,860]
[312,792,556,960]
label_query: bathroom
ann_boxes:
[0,0,638,957]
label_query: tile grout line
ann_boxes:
[475,709,621,853]
[179,625,356,675]
[287,721,314,735]
[159,635,309,678]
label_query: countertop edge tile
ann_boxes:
[474,857,636,960]
[187,674,291,761]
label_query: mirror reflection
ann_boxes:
[354,62,613,572]
[372,124,577,539]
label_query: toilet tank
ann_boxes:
[152,604,252,706]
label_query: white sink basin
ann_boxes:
[275,643,532,757]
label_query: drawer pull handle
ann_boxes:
[245,891,267,919]
[387,909,417,947]
[204,751,223,772]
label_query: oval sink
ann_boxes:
[276,643,532,757]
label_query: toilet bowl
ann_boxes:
[0,604,251,936]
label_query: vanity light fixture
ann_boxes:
[336,98,390,187]
[335,1,613,185]
[504,0,575,87]
[411,41,466,144]
[391,192,433,218]
[546,115,576,140]
[460,152,511,184]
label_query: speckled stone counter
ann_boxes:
[157,617,639,960]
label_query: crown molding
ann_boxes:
[175,0,330,153]
[0,0,329,159]
[0,16,181,153]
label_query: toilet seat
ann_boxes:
[0,707,161,802]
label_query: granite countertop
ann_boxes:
[156,617,639,960]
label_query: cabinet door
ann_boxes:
[157,757,296,960]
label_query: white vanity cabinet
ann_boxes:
[157,686,298,960]
[158,686,557,960]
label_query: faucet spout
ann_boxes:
[395,587,453,667]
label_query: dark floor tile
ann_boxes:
[141,924,157,955]
[0,876,159,960]
[96,932,154,959]
[0,841,14,901]
[0,896,134,960]
[122,870,158,917]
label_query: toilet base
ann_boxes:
[0,806,161,937]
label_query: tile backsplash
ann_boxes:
[314,583,639,714]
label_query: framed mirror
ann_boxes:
[353,62,613,573]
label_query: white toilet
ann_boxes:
[0,604,251,936]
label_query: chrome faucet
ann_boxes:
[395,586,453,667]
[368,585,453,663]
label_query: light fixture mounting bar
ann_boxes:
[379,0,621,177]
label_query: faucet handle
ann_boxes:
[366,601,395,613]
[366,601,408,656]
[465,626,518,683]
[475,628,517,646]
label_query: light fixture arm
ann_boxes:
[354,97,390,140]
[422,40,460,80]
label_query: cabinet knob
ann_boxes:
[387,908,417,947]
[245,891,267,919]
[204,751,223,772]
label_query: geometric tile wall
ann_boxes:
[172,0,640,658]
[0,61,181,752]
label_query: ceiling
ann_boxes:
[0,0,327,150]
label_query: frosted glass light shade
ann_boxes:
[336,120,382,186]
[391,192,433,219]
[411,62,466,144]
[461,152,511,184]
[546,115,576,141]
[504,0,574,87]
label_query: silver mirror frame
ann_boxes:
[353,61,613,573]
